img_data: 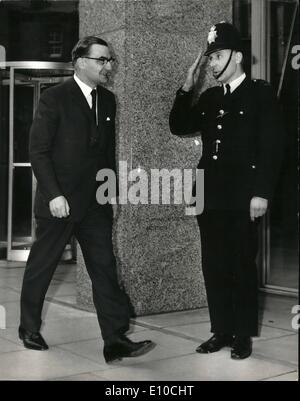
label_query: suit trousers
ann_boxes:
[20,204,131,342]
[197,210,259,337]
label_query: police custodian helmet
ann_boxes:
[204,22,243,56]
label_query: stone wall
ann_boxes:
[77,0,232,315]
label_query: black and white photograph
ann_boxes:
[0,0,298,384]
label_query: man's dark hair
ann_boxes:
[72,36,108,65]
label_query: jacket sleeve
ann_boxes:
[253,83,285,201]
[29,89,62,203]
[169,88,202,136]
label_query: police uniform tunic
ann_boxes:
[169,77,284,336]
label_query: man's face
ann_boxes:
[80,44,113,86]
[208,49,239,83]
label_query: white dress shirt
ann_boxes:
[223,72,246,94]
[74,74,96,109]
[74,74,98,124]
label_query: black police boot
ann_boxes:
[231,336,252,360]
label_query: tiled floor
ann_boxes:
[0,261,298,381]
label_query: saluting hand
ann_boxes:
[250,197,268,221]
[49,196,70,218]
[182,50,203,92]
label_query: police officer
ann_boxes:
[169,22,285,359]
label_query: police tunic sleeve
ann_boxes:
[169,88,204,136]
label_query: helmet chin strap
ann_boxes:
[216,49,233,80]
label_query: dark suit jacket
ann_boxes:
[30,77,117,221]
[169,78,285,210]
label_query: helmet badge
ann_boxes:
[207,26,218,44]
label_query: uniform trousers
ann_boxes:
[197,210,259,337]
[20,204,130,343]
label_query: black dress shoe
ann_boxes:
[231,336,252,360]
[18,326,49,351]
[196,333,233,354]
[103,335,156,363]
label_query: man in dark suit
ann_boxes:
[19,36,155,363]
[169,23,285,359]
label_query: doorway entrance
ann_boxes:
[0,61,74,261]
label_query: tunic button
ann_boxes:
[219,109,224,115]
[239,110,244,115]
[213,155,218,160]
[217,124,222,130]
[201,112,205,115]
[252,165,256,169]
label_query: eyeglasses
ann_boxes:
[82,56,115,65]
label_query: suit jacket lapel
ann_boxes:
[68,79,111,145]
[97,86,108,127]
[96,86,111,148]
[68,78,100,143]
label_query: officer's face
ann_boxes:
[79,44,113,86]
[208,49,239,83]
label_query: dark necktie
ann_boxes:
[224,83,231,100]
[91,89,97,125]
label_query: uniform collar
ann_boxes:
[223,72,246,94]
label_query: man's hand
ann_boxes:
[49,196,70,218]
[250,197,268,221]
[182,50,203,92]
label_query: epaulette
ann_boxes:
[252,78,271,87]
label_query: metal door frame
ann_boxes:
[251,0,298,296]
